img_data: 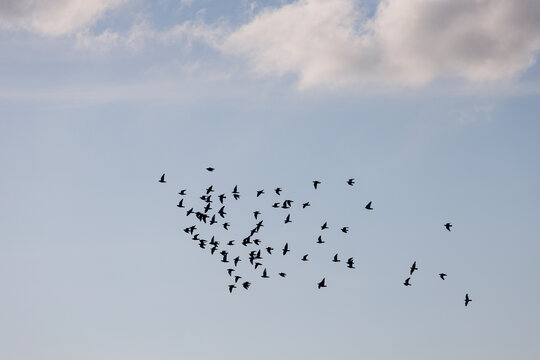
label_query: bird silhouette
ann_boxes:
[186,208,194,216]
[439,273,447,280]
[242,281,251,290]
[341,227,349,233]
[313,180,321,189]
[254,262,262,269]
[256,190,265,197]
[346,257,355,269]
[410,261,418,275]
[227,240,235,246]
[284,214,292,224]
[347,178,355,186]
[266,247,274,254]
[253,239,261,246]
[301,254,309,261]
[282,243,290,255]
[233,193,240,200]
[228,284,236,293]
[254,211,261,219]
[177,199,185,208]
[178,189,186,195]
[261,268,269,278]
[223,222,230,230]
[232,185,239,193]
[272,202,280,208]
[445,223,452,231]
[279,272,287,277]
[234,275,242,283]
[204,203,212,213]
[316,235,325,244]
[227,268,235,276]
[233,256,241,267]
[303,202,310,208]
[365,201,373,210]
[206,185,214,194]
[404,277,411,286]
[332,254,340,262]
[318,278,326,289]
[464,293,471,306]
[210,215,217,225]
[206,167,215,172]
[321,222,328,230]
[159,174,166,183]
[218,194,226,204]
[275,187,282,195]
[218,206,226,218]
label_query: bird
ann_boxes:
[318,278,326,289]
[234,275,242,283]
[313,180,321,189]
[279,272,287,277]
[256,190,264,197]
[198,240,207,249]
[228,284,236,293]
[253,211,261,219]
[275,187,282,195]
[302,202,310,208]
[439,273,447,280]
[316,235,324,244]
[206,185,214,194]
[347,178,355,186]
[210,215,217,225]
[284,214,291,224]
[365,201,373,210]
[227,268,235,276]
[266,247,273,254]
[233,193,240,200]
[404,277,411,286]
[321,222,328,230]
[203,203,211,213]
[464,293,472,306]
[242,281,251,290]
[233,256,241,267]
[282,243,290,255]
[410,261,418,275]
[221,253,229,263]
[261,269,269,278]
[177,199,184,208]
[254,262,262,269]
[206,167,215,172]
[445,223,452,231]
[223,222,230,230]
[346,257,355,269]
[271,202,279,208]
[301,254,309,261]
[218,194,226,204]
[227,240,235,246]
[341,227,349,233]
[218,206,226,218]
[159,174,166,183]
[332,254,340,262]
[186,208,194,216]
[178,189,186,195]
[232,185,239,193]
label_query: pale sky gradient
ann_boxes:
[1,1,540,359]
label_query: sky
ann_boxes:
[1,1,540,359]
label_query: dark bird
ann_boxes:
[255,220,264,231]
[464,293,472,306]
[234,256,241,267]
[321,222,328,230]
[272,202,280,208]
[223,222,230,230]
[242,238,252,246]
[275,187,282,195]
[204,203,212,213]
[227,268,235,276]
[210,215,217,225]
[227,240,235,246]
[218,206,226,218]
[228,284,236,293]
[318,278,326,289]
[316,235,325,244]
[332,254,341,262]
[313,180,321,189]
[253,211,261,219]
[254,262,262,269]
[206,185,214,194]
[281,202,290,209]
[445,222,452,231]
[266,247,274,254]
[282,243,290,255]
[404,277,411,286]
[341,227,349,233]
[210,246,218,255]
[192,234,200,240]
[186,208,194,216]
[303,202,310,208]
[279,272,287,277]
[347,178,355,186]
[218,194,226,204]
[253,239,261,246]
[256,250,262,259]
[256,190,265,197]
[206,167,215,172]
[233,185,239,193]
[221,253,229,263]
[233,193,240,200]
[346,257,355,269]
[198,240,207,249]
[159,174,166,183]
[410,261,418,275]
[177,199,185,208]
[234,276,242,283]
[365,201,373,210]
[261,268,269,278]
[439,273,447,280]
[284,214,292,224]
[242,281,251,290]
[178,189,186,195]
[301,254,309,261]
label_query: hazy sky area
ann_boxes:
[1,1,540,359]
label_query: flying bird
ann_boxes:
[346,258,355,269]
[242,281,251,290]
[318,278,326,289]
[218,194,226,204]
[233,193,240,200]
[227,240,235,246]
[178,189,186,195]
[445,223,452,231]
[159,174,166,183]
[177,199,184,208]
[206,185,214,194]
[341,227,349,233]
[218,206,226,218]
[321,222,328,230]
[272,202,280,208]
[332,254,340,262]
[261,269,269,278]
[228,284,236,293]
[223,222,230,230]
[210,215,217,225]
[313,180,321,189]
[302,202,310,208]
[347,178,355,186]
[266,247,274,254]
[275,187,282,195]
[282,243,290,255]
[206,167,215,172]
[284,214,292,224]
[439,273,447,280]
[256,190,265,197]
[301,254,309,261]
[464,293,472,306]
[316,235,325,244]
[365,201,373,210]
[234,275,242,283]
[404,277,411,286]
[410,261,418,275]
[279,272,287,277]
[227,268,235,276]
[254,211,261,219]
[234,256,241,267]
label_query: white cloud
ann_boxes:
[222,0,540,88]
[0,0,127,36]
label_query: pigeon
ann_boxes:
[206,167,215,172]
[316,235,325,244]
[321,222,328,230]
[177,199,185,208]
[223,222,230,230]
[445,223,452,231]
[313,180,321,189]
[218,194,226,204]
[341,227,349,233]
[332,254,340,262]
[256,190,265,197]
[284,214,292,224]
[228,284,236,293]
[282,243,290,255]
[318,278,327,289]
[302,202,310,208]
[347,178,355,186]
[301,254,309,261]
[279,272,287,277]
[464,293,472,306]
[275,187,282,195]
[365,201,373,210]
[254,211,261,219]
[346,257,355,269]
[410,261,418,275]
[159,174,166,183]
[227,268,235,276]
[261,269,269,278]
[242,281,251,290]
[178,189,186,195]
[233,256,241,267]
[404,277,411,286]
[439,273,447,280]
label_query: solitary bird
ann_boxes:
[445,223,452,231]
[206,167,215,172]
[347,178,355,186]
[282,243,290,255]
[404,277,411,286]
[410,261,418,275]
[321,222,328,230]
[303,202,310,208]
[346,257,355,269]
[332,254,340,262]
[279,272,287,278]
[242,281,251,290]
[159,174,166,183]
[256,190,265,197]
[439,273,447,280]
[318,278,327,289]
[316,235,325,244]
[341,227,349,233]
[301,254,309,261]
[464,293,472,306]
[275,187,282,195]
[284,214,292,224]
[313,180,321,189]
[261,268,269,278]
[365,201,373,210]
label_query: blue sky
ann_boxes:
[1,1,540,359]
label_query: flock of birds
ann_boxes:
[158,168,472,307]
